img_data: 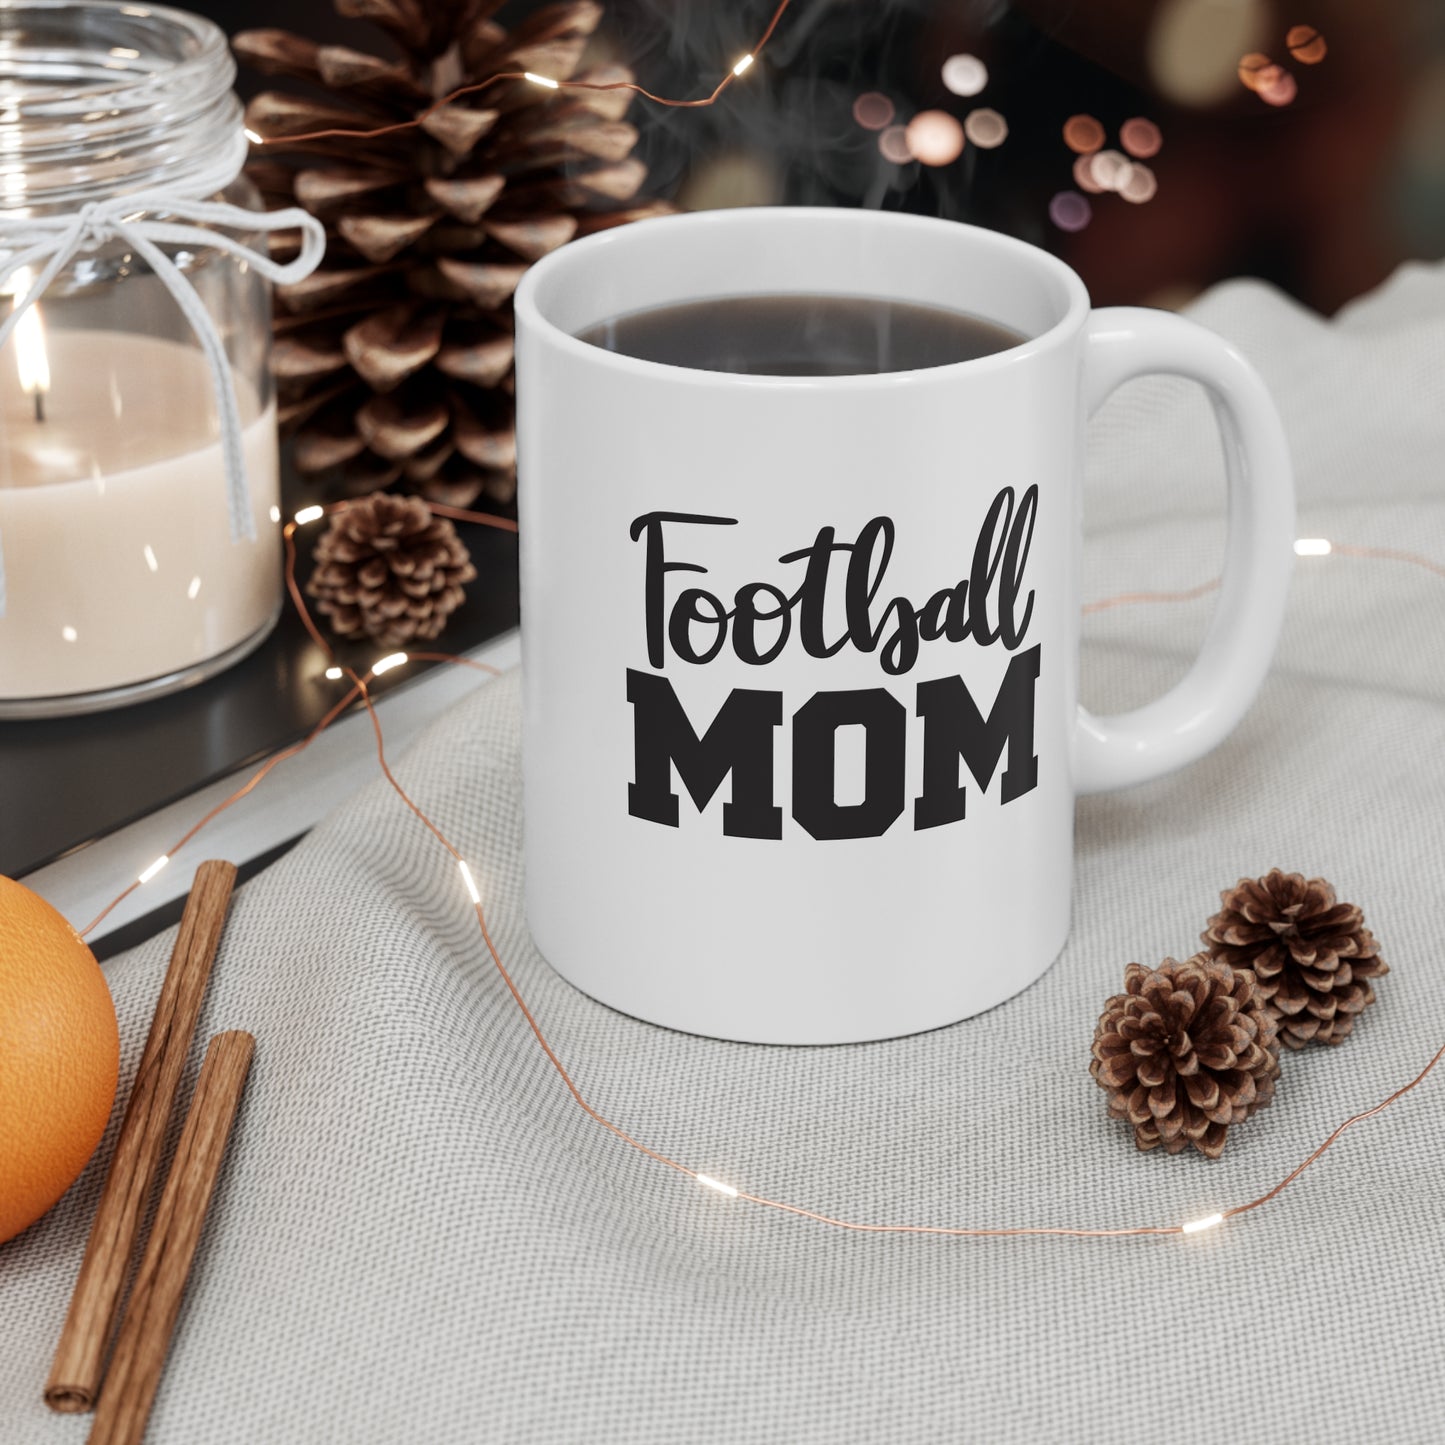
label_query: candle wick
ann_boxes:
[33,390,45,423]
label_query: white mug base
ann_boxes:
[524,892,1072,1046]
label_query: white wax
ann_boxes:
[0,330,281,700]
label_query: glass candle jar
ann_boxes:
[0,1,285,716]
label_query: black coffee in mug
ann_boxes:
[575,294,1025,376]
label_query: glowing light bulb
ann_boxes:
[1063,114,1106,155]
[852,92,895,131]
[138,854,170,885]
[1294,538,1332,556]
[1287,24,1327,65]
[1119,117,1163,159]
[732,53,754,76]
[269,505,282,524]
[905,109,965,167]
[878,126,912,164]
[963,107,1008,150]
[324,665,343,680]
[372,651,408,676]
[941,53,988,97]
[524,71,559,89]
[1181,1212,1224,1235]
[1049,191,1093,233]
[696,1173,740,1198]
[243,127,264,145]
[294,505,325,525]
[459,860,482,905]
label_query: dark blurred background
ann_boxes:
[207,0,1445,315]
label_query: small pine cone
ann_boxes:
[1202,870,1389,1050]
[1091,956,1281,1159]
[307,493,476,647]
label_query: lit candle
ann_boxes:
[0,329,280,706]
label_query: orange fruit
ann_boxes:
[0,876,119,1245]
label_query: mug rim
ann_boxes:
[515,206,1092,390]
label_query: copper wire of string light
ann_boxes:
[70,495,1445,1243]
[1082,577,1221,615]
[247,0,796,148]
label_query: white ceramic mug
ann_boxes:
[514,208,1293,1045]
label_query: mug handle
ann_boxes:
[1075,307,1295,794]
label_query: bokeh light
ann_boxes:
[905,109,965,166]
[878,125,913,164]
[852,92,895,131]
[1149,0,1270,107]
[1063,114,1106,154]
[1073,154,1104,194]
[1258,67,1298,106]
[1088,148,1132,192]
[1049,191,1092,233]
[963,107,1008,149]
[1287,24,1327,64]
[1237,52,1273,91]
[941,54,988,97]
[1119,118,1163,159]
[1119,164,1159,204]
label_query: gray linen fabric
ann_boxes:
[3,264,1444,1445]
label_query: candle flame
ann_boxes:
[7,267,51,409]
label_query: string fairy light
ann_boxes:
[1180,1212,1224,1235]
[458,860,483,906]
[248,0,795,148]
[77,493,1445,1245]
[135,854,169,886]
[696,1174,741,1198]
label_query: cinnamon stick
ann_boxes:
[87,1032,255,1445]
[46,860,238,1413]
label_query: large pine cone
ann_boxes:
[307,493,477,646]
[235,0,669,508]
[1091,956,1281,1159]
[1202,869,1388,1049]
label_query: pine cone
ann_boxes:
[1091,956,1281,1159]
[307,494,477,646]
[235,1,669,509]
[1202,869,1388,1049]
